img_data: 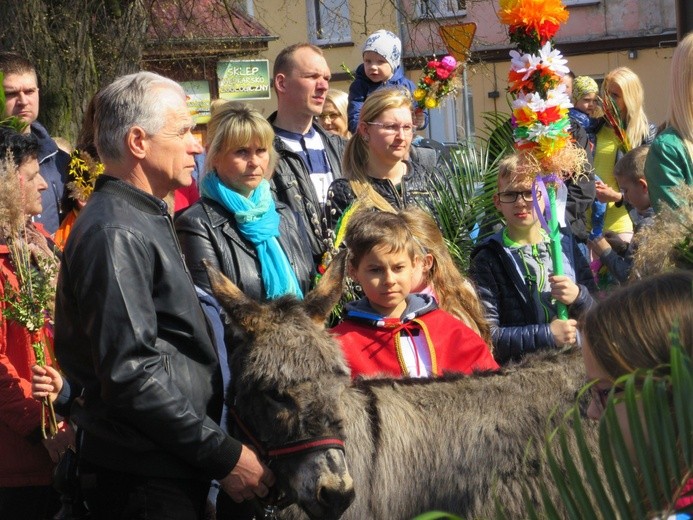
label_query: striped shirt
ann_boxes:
[274,125,334,204]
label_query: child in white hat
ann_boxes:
[347,29,426,133]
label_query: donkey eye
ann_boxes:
[265,389,294,407]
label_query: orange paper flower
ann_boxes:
[498,0,569,35]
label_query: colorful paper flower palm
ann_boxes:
[499,0,584,321]
[500,0,583,178]
[413,55,462,111]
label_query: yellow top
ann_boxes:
[592,125,633,235]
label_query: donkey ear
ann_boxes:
[203,260,262,332]
[304,248,347,325]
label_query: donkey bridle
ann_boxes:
[228,405,346,510]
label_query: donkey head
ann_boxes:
[206,250,355,519]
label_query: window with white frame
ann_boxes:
[306,0,351,45]
[416,0,467,19]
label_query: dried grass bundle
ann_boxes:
[632,184,693,278]
[0,151,25,237]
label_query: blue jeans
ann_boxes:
[80,462,209,520]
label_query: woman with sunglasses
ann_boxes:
[581,269,692,511]
[325,87,437,231]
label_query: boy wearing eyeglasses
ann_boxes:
[469,153,596,365]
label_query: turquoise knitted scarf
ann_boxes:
[201,173,303,300]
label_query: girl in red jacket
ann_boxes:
[331,209,499,379]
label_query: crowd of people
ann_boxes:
[0,26,691,520]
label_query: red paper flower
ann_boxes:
[436,68,451,80]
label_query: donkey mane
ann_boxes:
[207,256,597,520]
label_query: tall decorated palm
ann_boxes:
[497,0,586,318]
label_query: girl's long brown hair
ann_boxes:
[399,207,493,348]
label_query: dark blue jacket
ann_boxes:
[469,229,596,364]
[32,122,69,234]
[347,63,425,133]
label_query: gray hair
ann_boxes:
[95,71,185,162]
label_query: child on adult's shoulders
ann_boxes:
[569,75,601,149]
[331,210,499,379]
[589,145,653,283]
[469,152,596,365]
[347,29,426,134]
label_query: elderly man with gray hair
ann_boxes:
[53,71,274,519]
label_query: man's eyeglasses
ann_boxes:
[367,122,414,135]
[497,190,540,204]
[589,384,624,414]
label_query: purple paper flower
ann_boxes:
[441,56,457,71]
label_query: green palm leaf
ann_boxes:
[428,112,511,274]
[516,342,692,519]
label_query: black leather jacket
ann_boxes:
[175,197,315,302]
[325,160,436,230]
[55,176,240,481]
[268,113,347,261]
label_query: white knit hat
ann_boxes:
[362,30,402,71]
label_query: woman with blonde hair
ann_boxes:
[593,67,657,244]
[318,89,351,138]
[400,207,492,348]
[175,101,314,302]
[645,32,693,210]
[326,87,435,230]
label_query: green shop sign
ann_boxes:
[217,59,271,101]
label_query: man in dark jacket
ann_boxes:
[269,43,347,263]
[54,72,274,519]
[0,52,69,234]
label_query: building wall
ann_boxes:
[216,0,678,142]
[398,0,678,140]
[249,0,399,117]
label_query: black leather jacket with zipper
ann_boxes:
[55,176,240,482]
[325,160,436,231]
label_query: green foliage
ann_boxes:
[427,112,511,274]
[502,339,693,520]
[340,62,355,82]
[0,238,57,338]
[413,513,463,520]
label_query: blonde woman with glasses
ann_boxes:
[317,89,351,139]
[325,87,436,231]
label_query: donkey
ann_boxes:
[206,251,597,520]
